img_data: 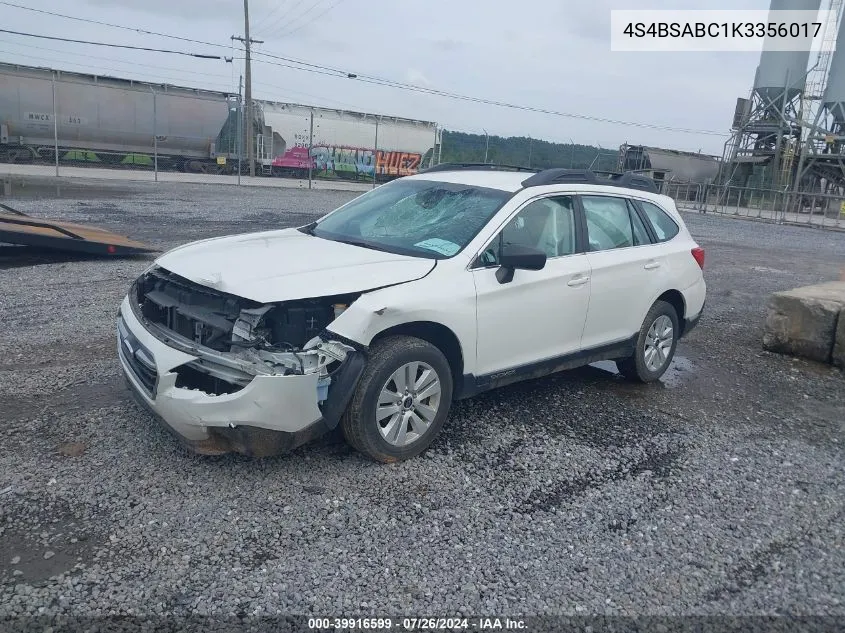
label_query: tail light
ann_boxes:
[691,247,705,270]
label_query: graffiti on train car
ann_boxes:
[377,150,421,176]
[273,146,313,170]
[272,144,423,179]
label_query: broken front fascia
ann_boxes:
[132,296,356,401]
[229,304,352,383]
[182,329,353,400]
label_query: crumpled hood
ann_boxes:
[154,228,436,303]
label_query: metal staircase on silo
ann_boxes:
[793,0,845,196]
[716,0,828,210]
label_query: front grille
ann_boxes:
[134,268,254,352]
[174,362,246,395]
[118,317,158,397]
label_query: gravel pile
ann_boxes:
[0,176,843,623]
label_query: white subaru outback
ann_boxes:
[117,165,706,462]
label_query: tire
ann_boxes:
[341,335,453,463]
[616,300,680,383]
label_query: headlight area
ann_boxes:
[170,337,360,415]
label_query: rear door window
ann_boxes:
[582,196,653,251]
[629,201,652,246]
[639,201,680,242]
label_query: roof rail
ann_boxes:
[520,168,658,193]
[418,162,539,174]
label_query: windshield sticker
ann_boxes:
[414,238,460,256]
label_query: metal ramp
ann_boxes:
[0,203,157,256]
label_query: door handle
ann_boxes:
[567,275,590,287]
[644,261,661,270]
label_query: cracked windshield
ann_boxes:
[311,180,509,258]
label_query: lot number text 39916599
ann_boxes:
[307,617,527,630]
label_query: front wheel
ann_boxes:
[340,335,453,462]
[617,300,679,383]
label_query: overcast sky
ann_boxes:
[0,0,779,154]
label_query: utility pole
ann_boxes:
[237,74,243,186]
[483,129,489,163]
[232,0,263,177]
[437,129,443,164]
[51,71,58,177]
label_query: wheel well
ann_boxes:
[657,289,686,333]
[370,321,464,385]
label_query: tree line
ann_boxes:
[431,130,621,171]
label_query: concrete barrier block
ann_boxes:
[834,308,845,368]
[762,281,845,363]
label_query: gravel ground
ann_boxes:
[0,176,843,625]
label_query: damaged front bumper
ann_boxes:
[117,295,364,457]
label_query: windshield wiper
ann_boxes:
[299,221,318,236]
[329,237,391,252]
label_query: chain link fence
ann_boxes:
[661,182,845,232]
[0,63,440,191]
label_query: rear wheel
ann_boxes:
[341,335,453,463]
[617,300,679,383]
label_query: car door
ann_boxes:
[472,195,592,378]
[579,194,668,349]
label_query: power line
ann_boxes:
[0,29,224,59]
[0,39,234,82]
[257,0,300,38]
[1,1,727,137]
[0,47,361,110]
[254,0,295,37]
[251,0,284,26]
[0,1,231,50]
[277,0,346,37]
[242,48,728,135]
[248,54,728,136]
[263,0,324,39]
[0,50,234,93]
[0,34,362,110]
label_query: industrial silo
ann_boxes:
[754,0,822,107]
[823,8,845,125]
[722,0,823,190]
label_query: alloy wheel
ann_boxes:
[644,314,674,372]
[375,361,442,447]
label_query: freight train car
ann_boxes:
[0,62,439,179]
[0,62,243,172]
[259,102,438,181]
[617,144,722,186]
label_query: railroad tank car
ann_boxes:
[0,62,242,171]
[260,101,438,180]
[0,62,439,179]
[618,144,722,185]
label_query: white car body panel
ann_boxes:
[326,263,479,371]
[154,227,436,303]
[638,194,707,321]
[682,276,707,318]
[581,244,669,349]
[472,254,592,375]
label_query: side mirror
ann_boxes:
[496,244,547,283]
